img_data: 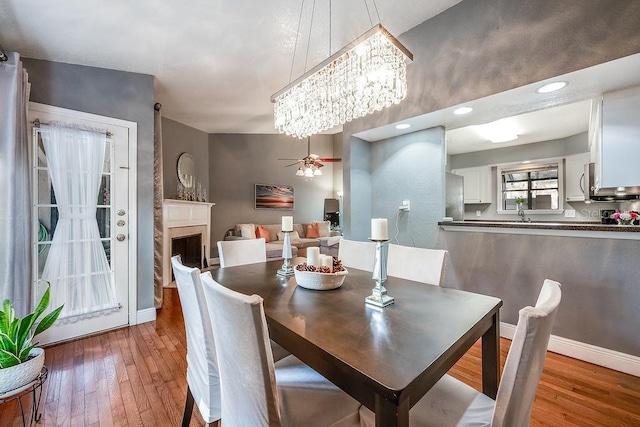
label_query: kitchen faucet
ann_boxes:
[517,204,529,222]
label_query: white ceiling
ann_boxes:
[0,0,463,133]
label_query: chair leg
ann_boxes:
[181,386,195,427]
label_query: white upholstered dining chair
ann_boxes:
[217,238,267,268]
[200,272,362,427]
[386,244,448,286]
[360,279,562,427]
[170,256,221,426]
[337,239,376,272]
[216,237,289,361]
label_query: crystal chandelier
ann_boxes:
[271,23,413,139]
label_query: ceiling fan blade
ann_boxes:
[285,162,301,167]
[318,158,342,162]
[278,158,303,161]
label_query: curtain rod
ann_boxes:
[0,42,7,62]
[32,119,113,138]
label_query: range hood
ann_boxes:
[585,85,640,201]
[585,163,640,201]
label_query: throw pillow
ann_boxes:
[277,230,301,242]
[255,225,270,243]
[306,223,320,238]
[237,223,256,239]
[314,221,331,237]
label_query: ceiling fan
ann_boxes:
[279,138,341,177]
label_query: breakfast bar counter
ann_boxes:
[435,221,640,376]
[438,220,640,239]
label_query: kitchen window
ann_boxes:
[497,160,563,213]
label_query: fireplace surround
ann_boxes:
[162,199,215,286]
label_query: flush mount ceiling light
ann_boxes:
[453,106,473,115]
[395,123,411,130]
[271,0,413,139]
[473,118,519,143]
[536,81,568,94]
[490,133,519,143]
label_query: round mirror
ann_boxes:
[177,152,196,188]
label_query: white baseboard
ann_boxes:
[500,322,640,377]
[136,308,157,324]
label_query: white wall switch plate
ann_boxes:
[476,210,481,217]
[564,209,576,218]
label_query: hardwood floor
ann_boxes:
[1,288,639,426]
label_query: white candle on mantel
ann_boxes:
[281,216,293,232]
[371,218,388,240]
[321,255,333,269]
[307,247,320,267]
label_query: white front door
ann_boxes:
[29,103,137,344]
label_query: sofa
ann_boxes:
[224,221,341,260]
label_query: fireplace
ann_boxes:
[171,233,203,280]
[163,199,215,287]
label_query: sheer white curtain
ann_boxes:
[40,122,117,320]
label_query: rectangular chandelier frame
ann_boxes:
[271,24,412,103]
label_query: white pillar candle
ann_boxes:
[371,218,388,240]
[281,216,293,232]
[321,255,333,269]
[307,247,320,267]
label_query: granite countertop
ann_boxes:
[437,220,640,232]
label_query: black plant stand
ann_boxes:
[0,366,48,427]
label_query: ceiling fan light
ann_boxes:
[304,168,314,177]
[296,167,304,176]
[314,168,322,176]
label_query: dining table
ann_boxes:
[208,260,503,427]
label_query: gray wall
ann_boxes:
[343,136,372,240]
[371,128,446,248]
[341,0,640,244]
[208,134,336,255]
[162,117,209,199]
[23,58,155,311]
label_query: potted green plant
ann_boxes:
[0,282,63,394]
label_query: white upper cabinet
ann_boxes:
[592,85,640,190]
[451,166,492,204]
[565,153,590,201]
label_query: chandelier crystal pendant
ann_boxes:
[271,24,413,139]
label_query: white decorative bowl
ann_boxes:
[294,268,348,290]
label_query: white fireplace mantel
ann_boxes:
[162,199,215,286]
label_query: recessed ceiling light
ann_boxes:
[522,160,531,164]
[536,81,568,94]
[454,106,473,115]
[395,123,411,130]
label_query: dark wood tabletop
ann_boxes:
[209,260,503,427]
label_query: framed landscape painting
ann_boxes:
[255,184,294,210]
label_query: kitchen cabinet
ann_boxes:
[451,166,492,204]
[565,153,590,201]
[589,85,640,192]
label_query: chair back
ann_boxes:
[337,239,376,272]
[387,244,447,286]
[200,272,281,427]
[492,279,562,427]
[170,256,220,423]
[217,238,267,268]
